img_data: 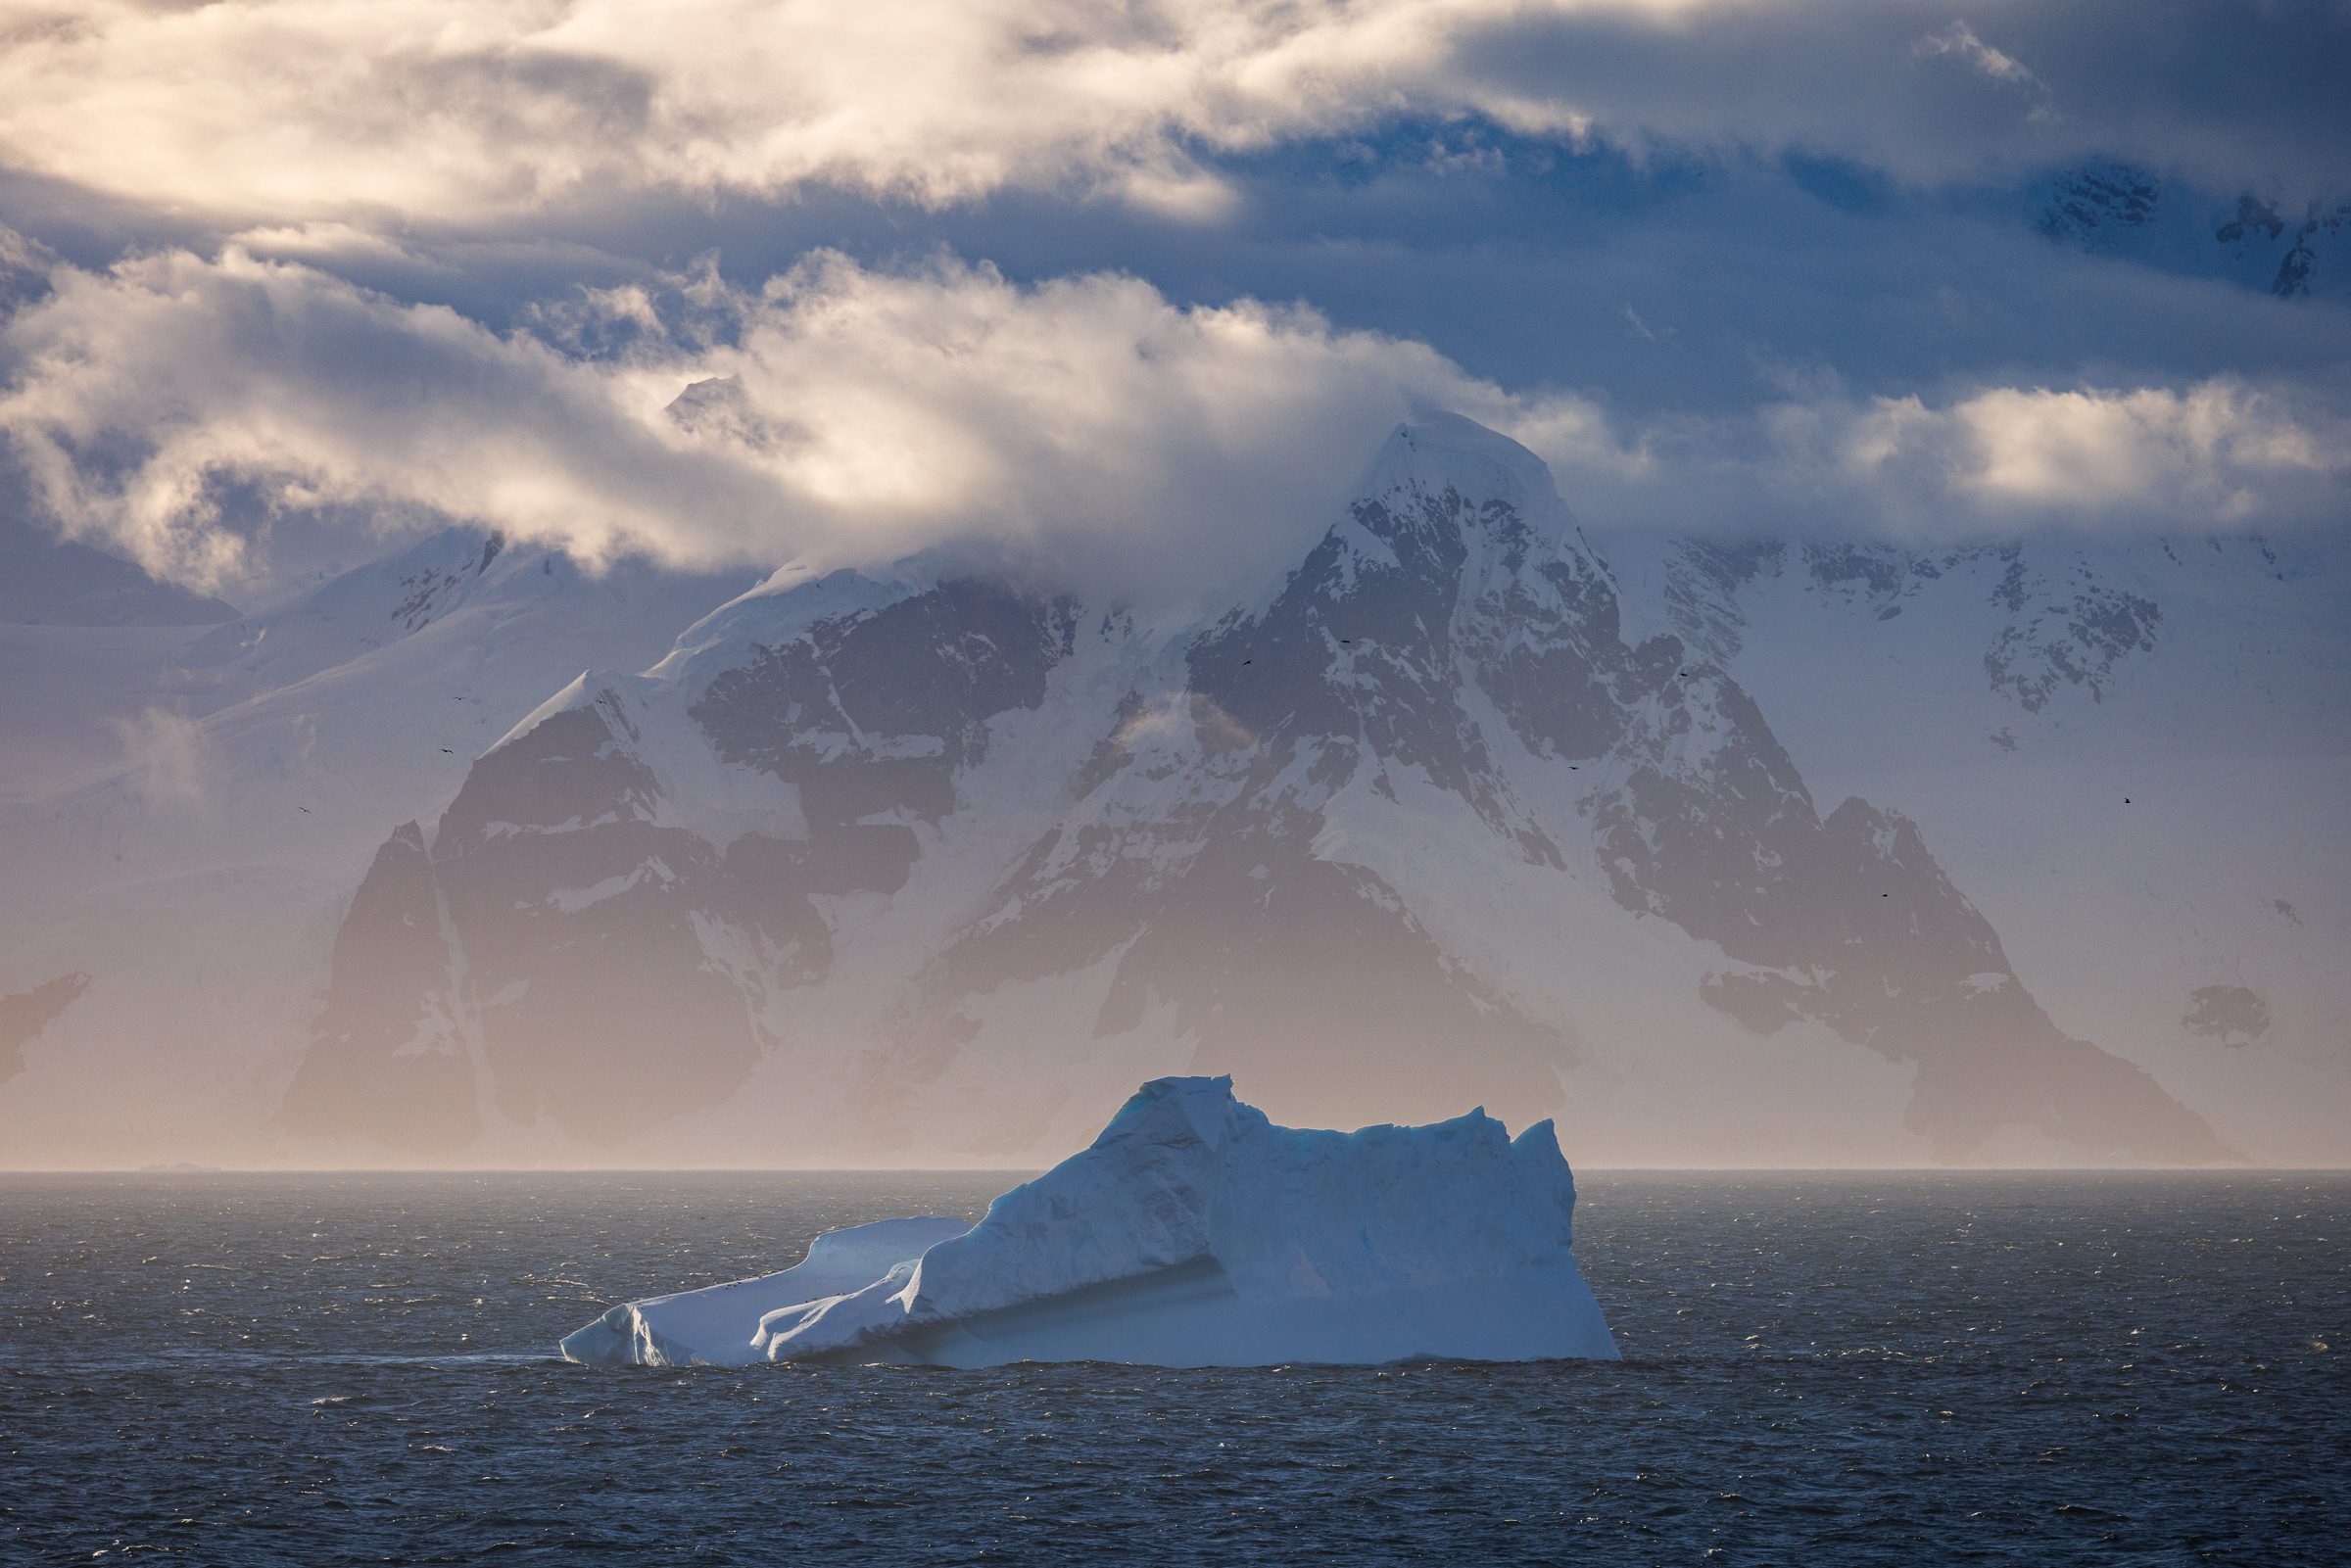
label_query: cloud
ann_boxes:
[111,707,214,813]
[0,246,1634,604]
[1945,383,2334,517]
[0,222,51,277]
[0,0,1672,224]
[0,248,782,590]
[1912,22,2056,122]
[0,222,57,316]
[1,1,2342,237]
[5,247,2340,612]
[1548,376,2349,543]
[1767,380,2349,534]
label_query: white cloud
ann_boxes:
[1913,21,2056,121]
[0,246,1628,604]
[0,248,779,590]
[1596,378,2351,541]
[2,248,2339,611]
[0,223,52,277]
[0,1,2337,234]
[0,0,1681,224]
[1951,384,2317,509]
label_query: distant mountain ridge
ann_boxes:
[4,413,2340,1168]
[274,416,2268,1166]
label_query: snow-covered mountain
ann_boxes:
[1603,524,2351,1169]
[0,529,756,1163]
[31,411,2313,1170]
[3,414,2341,1167]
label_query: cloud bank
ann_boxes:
[5,247,2341,607]
[4,0,2343,235]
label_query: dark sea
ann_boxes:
[3,1172,2344,1566]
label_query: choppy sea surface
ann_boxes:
[3,1171,2344,1565]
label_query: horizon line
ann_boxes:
[8,1164,2348,1177]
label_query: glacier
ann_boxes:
[559,1075,1619,1368]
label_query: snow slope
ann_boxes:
[1596,528,2351,1165]
[0,532,757,1166]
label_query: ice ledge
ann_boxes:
[561,1076,1618,1369]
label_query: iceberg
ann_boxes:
[559,1076,1618,1367]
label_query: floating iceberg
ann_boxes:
[560,1076,1617,1368]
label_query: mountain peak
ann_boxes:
[1354,412,1570,536]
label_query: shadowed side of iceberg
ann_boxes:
[796,1250,1614,1368]
[777,1076,1616,1365]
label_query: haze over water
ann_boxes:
[6,1170,2343,1564]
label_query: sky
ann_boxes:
[0,0,2346,612]
[0,2,2348,1170]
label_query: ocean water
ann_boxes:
[3,1171,2344,1566]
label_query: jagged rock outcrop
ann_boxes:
[0,973,89,1083]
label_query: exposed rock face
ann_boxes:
[1639,536,2186,728]
[282,577,1083,1146]
[2183,986,2271,1050]
[1675,792,2217,1160]
[691,577,1076,877]
[2039,166,2162,249]
[279,824,472,1152]
[2035,161,2350,299]
[2217,194,2351,298]
[1985,559,2160,712]
[280,416,2230,1164]
[894,426,1581,1135]
[0,973,89,1083]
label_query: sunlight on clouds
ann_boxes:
[1952,384,2329,514]
[0,246,1617,605]
[4,0,2326,232]
[1567,379,2348,542]
[1828,382,2345,528]
[0,0,1713,224]
[1,246,2340,610]
[226,223,448,269]
[1912,22,2057,122]
[0,248,774,590]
